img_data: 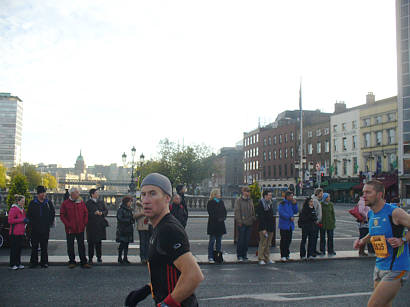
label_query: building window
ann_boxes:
[268,166,271,177]
[285,134,288,143]
[325,140,330,153]
[333,124,338,132]
[343,137,347,151]
[308,131,313,137]
[375,115,383,124]
[253,135,256,144]
[256,160,258,169]
[363,118,371,127]
[317,142,321,153]
[376,131,383,146]
[353,157,358,174]
[291,147,294,157]
[324,128,330,135]
[273,165,276,177]
[256,134,259,142]
[273,136,276,144]
[342,123,346,131]
[308,144,313,155]
[343,159,347,175]
[256,147,259,156]
[334,161,338,176]
[291,132,294,140]
[388,113,395,121]
[284,164,288,177]
[278,165,282,177]
[279,149,282,159]
[285,148,288,158]
[364,133,371,147]
[263,152,266,161]
[388,129,395,144]
[268,151,272,160]
[279,135,282,143]
[389,154,396,171]
[268,137,272,145]
[264,138,267,146]
[333,139,338,152]
[274,150,277,160]
[352,120,357,129]
[352,135,357,149]
[316,129,321,137]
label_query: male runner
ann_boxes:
[125,173,204,307]
[354,180,410,307]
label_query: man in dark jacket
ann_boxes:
[60,187,90,268]
[85,188,108,264]
[256,189,275,265]
[176,184,188,223]
[170,194,188,228]
[27,186,55,268]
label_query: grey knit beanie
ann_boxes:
[141,173,172,197]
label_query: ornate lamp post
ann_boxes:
[122,146,137,194]
[137,153,145,190]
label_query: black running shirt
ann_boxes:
[148,213,198,306]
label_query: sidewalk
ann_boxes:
[0,250,374,266]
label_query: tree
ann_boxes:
[0,162,7,189]
[249,182,261,208]
[6,173,32,211]
[41,173,58,190]
[10,163,42,191]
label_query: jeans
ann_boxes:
[88,241,102,260]
[208,235,222,259]
[66,232,87,264]
[10,235,23,266]
[237,225,252,259]
[300,226,315,258]
[138,230,151,261]
[30,231,50,265]
[320,229,334,254]
[280,229,293,258]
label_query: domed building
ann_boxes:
[75,150,86,174]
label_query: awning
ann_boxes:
[353,180,398,191]
[325,182,358,191]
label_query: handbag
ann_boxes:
[348,205,364,222]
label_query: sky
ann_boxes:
[0,0,398,167]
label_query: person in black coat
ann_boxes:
[169,194,188,228]
[176,184,188,221]
[116,196,135,264]
[27,186,55,268]
[207,189,227,263]
[85,189,108,264]
[256,189,276,264]
[298,197,318,259]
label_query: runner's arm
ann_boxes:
[392,207,410,228]
[170,252,204,304]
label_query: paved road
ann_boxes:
[1,258,409,306]
[0,205,364,259]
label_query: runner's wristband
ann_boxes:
[157,294,181,307]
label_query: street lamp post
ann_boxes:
[122,146,137,194]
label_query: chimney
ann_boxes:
[334,101,347,114]
[366,92,375,104]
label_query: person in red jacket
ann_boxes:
[60,187,90,268]
[8,194,28,270]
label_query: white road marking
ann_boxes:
[203,291,373,302]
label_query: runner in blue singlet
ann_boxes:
[354,180,410,307]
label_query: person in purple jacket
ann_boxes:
[278,191,298,262]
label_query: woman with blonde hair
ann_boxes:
[207,189,227,263]
[8,194,28,270]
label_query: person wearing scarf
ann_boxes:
[256,189,276,265]
[207,189,227,263]
[320,192,336,256]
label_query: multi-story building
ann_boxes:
[396,0,410,200]
[331,102,362,178]
[0,93,23,168]
[243,128,262,184]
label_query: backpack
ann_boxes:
[213,250,224,264]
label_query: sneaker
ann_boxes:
[18,265,24,269]
[237,257,243,262]
[280,257,287,262]
[10,265,18,270]
[243,257,250,262]
[97,258,102,263]
[40,264,49,268]
[267,260,274,264]
[300,256,307,260]
[81,263,91,269]
[208,258,215,264]
[286,256,290,260]
[328,252,336,256]
[68,263,76,269]
[258,260,266,265]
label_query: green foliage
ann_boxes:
[0,162,7,189]
[6,173,32,211]
[137,139,216,192]
[10,163,42,191]
[249,182,261,207]
[41,173,58,190]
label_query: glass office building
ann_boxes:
[0,93,23,168]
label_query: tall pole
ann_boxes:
[299,80,303,196]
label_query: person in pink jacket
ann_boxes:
[8,194,28,270]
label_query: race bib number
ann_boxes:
[370,235,389,258]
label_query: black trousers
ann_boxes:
[300,226,315,258]
[280,229,293,258]
[30,231,50,265]
[88,241,102,260]
[313,224,320,252]
[10,235,24,266]
[66,232,87,264]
